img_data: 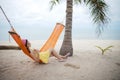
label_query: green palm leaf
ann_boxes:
[95,45,113,55]
[49,0,60,10]
[74,0,81,5]
[84,0,109,36]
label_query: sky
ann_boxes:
[0,0,120,41]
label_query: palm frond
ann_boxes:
[74,0,82,5]
[95,46,103,51]
[95,45,113,55]
[83,0,91,5]
[49,0,60,10]
[103,45,113,52]
[84,0,110,36]
[96,46,104,54]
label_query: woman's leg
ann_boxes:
[49,48,70,60]
[60,53,70,59]
[49,49,63,60]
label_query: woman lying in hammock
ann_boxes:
[22,39,70,64]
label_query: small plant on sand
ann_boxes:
[95,45,113,55]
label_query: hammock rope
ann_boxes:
[0,6,14,30]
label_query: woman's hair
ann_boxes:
[22,39,31,53]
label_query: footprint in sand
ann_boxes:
[64,63,80,69]
[115,63,120,67]
[20,60,31,64]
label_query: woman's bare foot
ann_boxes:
[61,52,70,59]
[58,59,66,62]
[65,52,70,57]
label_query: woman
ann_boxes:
[22,39,70,63]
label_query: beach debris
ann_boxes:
[115,63,120,67]
[64,63,80,69]
[95,45,113,55]
[0,45,21,50]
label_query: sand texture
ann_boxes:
[0,40,120,80]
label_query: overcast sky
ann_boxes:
[0,0,120,41]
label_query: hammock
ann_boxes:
[0,6,64,62]
[9,23,64,61]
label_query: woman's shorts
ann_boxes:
[39,50,50,63]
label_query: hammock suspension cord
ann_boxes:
[0,6,14,30]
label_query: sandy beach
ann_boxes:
[0,40,120,80]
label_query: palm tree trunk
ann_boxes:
[59,0,73,56]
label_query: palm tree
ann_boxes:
[50,0,109,56]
